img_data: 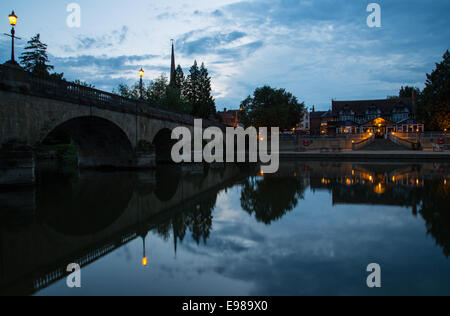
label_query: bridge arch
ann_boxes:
[153,128,177,163]
[41,116,136,168]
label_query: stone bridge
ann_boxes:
[0,64,223,186]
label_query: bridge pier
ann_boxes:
[0,146,35,187]
[135,141,156,169]
[136,151,156,169]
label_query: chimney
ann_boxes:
[224,108,227,112]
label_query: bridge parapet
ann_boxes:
[0,64,222,129]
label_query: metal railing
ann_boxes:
[394,132,449,141]
[32,230,138,292]
[352,134,375,150]
[281,134,370,142]
[389,133,421,150]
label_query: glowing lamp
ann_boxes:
[9,11,17,26]
[142,257,148,266]
[139,68,144,78]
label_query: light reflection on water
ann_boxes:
[0,161,449,296]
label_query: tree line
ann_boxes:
[115,61,217,120]
[390,50,450,131]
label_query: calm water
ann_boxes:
[0,161,449,296]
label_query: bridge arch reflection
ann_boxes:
[36,167,136,236]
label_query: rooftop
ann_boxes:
[332,97,415,116]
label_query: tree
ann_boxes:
[146,74,169,105]
[186,61,216,119]
[19,34,54,75]
[240,86,305,130]
[399,86,421,98]
[165,65,192,113]
[175,65,185,90]
[73,80,95,89]
[113,61,216,117]
[114,83,140,100]
[186,61,200,106]
[418,50,450,131]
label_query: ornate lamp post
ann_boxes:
[4,11,21,65]
[139,68,144,100]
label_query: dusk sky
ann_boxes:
[1,0,449,111]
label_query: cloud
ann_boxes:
[67,26,129,51]
[1,0,448,110]
[50,53,163,90]
[177,30,248,56]
[173,186,449,295]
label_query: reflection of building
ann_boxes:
[305,163,437,211]
[217,108,243,127]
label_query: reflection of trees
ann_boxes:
[240,176,305,225]
[155,189,218,249]
[418,181,450,258]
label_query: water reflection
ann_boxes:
[36,162,136,236]
[240,175,306,225]
[0,161,449,295]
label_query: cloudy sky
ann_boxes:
[1,0,449,110]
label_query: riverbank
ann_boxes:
[279,150,450,161]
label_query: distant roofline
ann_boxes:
[332,97,412,103]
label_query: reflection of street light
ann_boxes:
[142,235,148,267]
[139,68,144,100]
[4,11,21,65]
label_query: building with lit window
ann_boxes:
[309,108,334,135]
[296,110,310,134]
[217,108,243,127]
[331,97,424,137]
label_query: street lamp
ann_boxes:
[9,11,17,26]
[139,68,144,100]
[4,11,21,65]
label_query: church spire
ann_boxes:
[170,39,176,86]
